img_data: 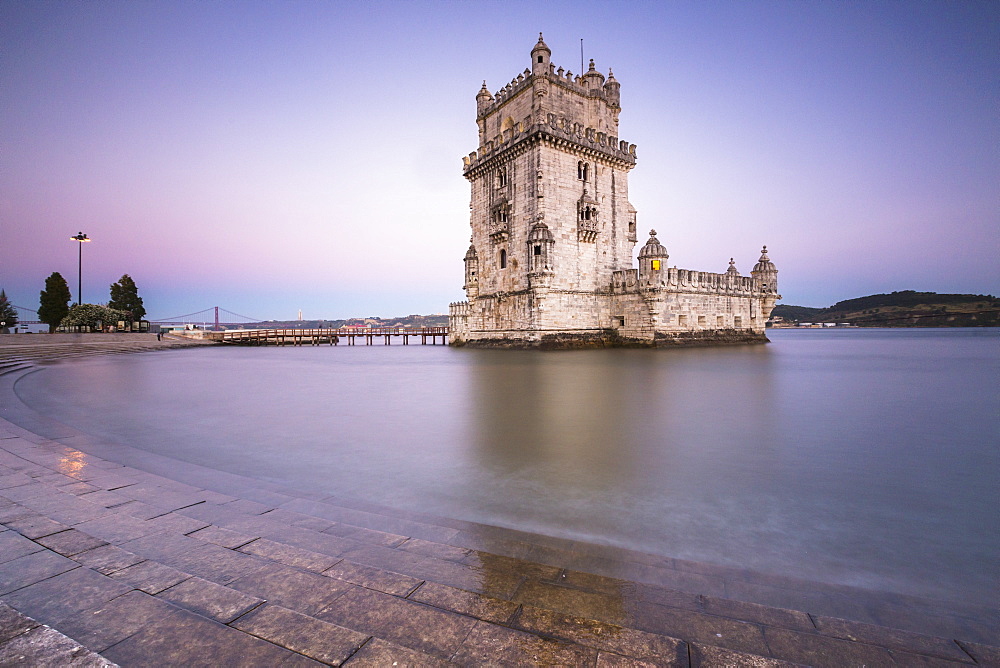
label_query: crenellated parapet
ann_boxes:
[463,120,636,177]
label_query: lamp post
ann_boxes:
[70,232,91,305]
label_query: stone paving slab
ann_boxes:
[1,346,998,666]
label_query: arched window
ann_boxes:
[499,249,507,269]
[577,162,584,180]
[498,170,507,187]
[534,245,542,256]
[583,163,589,181]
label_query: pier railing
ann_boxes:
[218,327,448,346]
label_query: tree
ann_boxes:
[108,274,145,321]
[0,290,18,332]
[38,272,72,332]
[60,304,129,330]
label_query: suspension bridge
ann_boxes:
[8,305,262,329]
[6,305,449,345]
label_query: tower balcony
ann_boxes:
[578,219,598,243]
[488,220,510,242]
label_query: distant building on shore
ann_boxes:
[449,35,780,348]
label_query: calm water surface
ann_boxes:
[15,329,1000,606]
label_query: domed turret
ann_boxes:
[752,246,775,273]
[603,68,620,107]
[582,58,605,92]
[476,81,493,114]
[638,230,668,260]
[726,258,739,276]
[464,240,479,299]
[638,230,668,287]
[527,220,555,288]
[531,33,551,75]
[751,246,778,295]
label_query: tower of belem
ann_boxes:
[449,35,780,348]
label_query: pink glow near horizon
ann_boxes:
[2,1,997,320]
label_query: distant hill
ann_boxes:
[772,291,999,327]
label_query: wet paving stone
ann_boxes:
[229,562,354,616]
[812,614,973,662]
[627,599,771,657]
[239,537,341,573]
[72,512,167,544]
[408,581,519,625]
[452,619,599,666]
[18,491,116,525]
[225,498,275,515]
[397,537,471,562]
[316,585,478,659]
[260,507,336,532]
[36,529,108,556]
[4,512,70,539]
[514,579,632,625]
[956,640,1000,665]
[700,595,817,632]
[324,524,409,547]
[323,560,424,597]
[59,481,101,496]
[2,566,131,626]
[156,576,263,623]
[259,523,360,558]
[109,559,191,594]
[689,642,805,667]
[343,637,455,666]
[594,651,664,667]
[119,533,268,585]
[0,624,114,667]
[0,481,53,501]
[71,544,144,575]
[77,490,133,508]
[100,606,322,667]
[232,603,369,666]
[0,527,45,564]
[145,511,210,535]
[407,554,525,600]
[188,524,256,549]
[56,589,185,652]
[0,550,79,595]
[0,601,39,643]
[763,626,896,667]
[513,604,688,663]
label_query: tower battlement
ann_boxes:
[449,36,780,349]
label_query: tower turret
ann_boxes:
[476,81,493,115]
[531,33,551,76]
[582,58,605,94]
[604,69,620,108]
[751,246,780,321]
[638,230,668,287]
[464,241,479,299]
[751,246,778,294]
[527,221,555,289]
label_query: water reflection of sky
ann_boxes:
[13,329,1000,607]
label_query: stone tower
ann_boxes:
[450,36,779,348]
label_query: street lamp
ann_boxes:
[70,232,91,305]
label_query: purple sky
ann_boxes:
[3,1,997,321]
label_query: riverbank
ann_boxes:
[1,339,997,665]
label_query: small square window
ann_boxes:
[534,245,541,255]
[651,259,661,271]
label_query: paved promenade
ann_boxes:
[0,336,998,666]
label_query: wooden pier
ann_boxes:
[218,327,448,346]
